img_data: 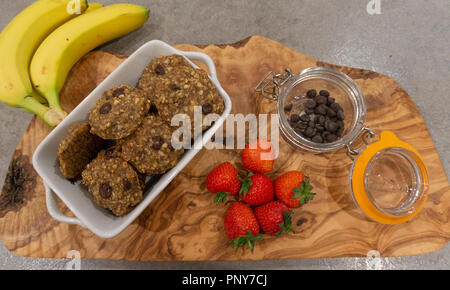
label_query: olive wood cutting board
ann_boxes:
[1,35,449,261]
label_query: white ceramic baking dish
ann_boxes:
[32,40,232,239]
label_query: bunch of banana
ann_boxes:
[0,0,88,126]
[0,1,149,127]
[22,1,105,116]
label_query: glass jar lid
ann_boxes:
[349,131,429,224]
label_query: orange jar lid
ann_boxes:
[350,131,429,224]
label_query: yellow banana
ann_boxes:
[0,0,87,126]
[30,4,149,116]
[22,1,103,112]
[85,2,104,12]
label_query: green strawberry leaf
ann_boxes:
[292,176,315,206]
[214,192,230,204]
[276,210,295,236]
[230,230,262,253]
[238,177,253,198]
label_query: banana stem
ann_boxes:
[45,89,63,111]
[42,89,69,125]
[31,90,48,105]
[20,96,66,127]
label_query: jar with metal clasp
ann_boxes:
[255,67,429,224]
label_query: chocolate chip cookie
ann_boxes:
[138,54,192,98]
[89,84,150,140]
[81,152,143,217]
[138,55,191,106]
[121,115,184,175]
[57,122,104,179]
[138,55,224,137]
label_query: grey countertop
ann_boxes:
[0,0,449,270]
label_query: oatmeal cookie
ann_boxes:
[97,146,147,188]
[121,115,184,175]
[89,84,150,140]
[81,153,143,217]
[138,55,224,137]
[57,122,104,179]
[138,54,191,95]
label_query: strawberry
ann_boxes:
[224,201,261,252]
[274,171,315,208]
[206,162,241,204]
[239,173,274,206]
[241,138,275,173]
[254,201,294,236]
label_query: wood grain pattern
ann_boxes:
[1,35,449,260]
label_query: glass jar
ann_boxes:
[255,67,429,224]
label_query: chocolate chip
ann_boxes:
[325,120,338,132]
[305,109,315,114]
[318,115,326,125]
[155,64,165,75]
[336,120,344,128]
[104,148,115,159]
[122,178,132,191]
[170,84,181,91]
[298,121,308,129]
[327,108,337,118]
[202,103,213,114]
[319,90,330,97]
[112,87,125,98]
[306,89,317,98]
[289,120,298,128]
[337,110,345,120]
[314,104,328,115]
[330,102,342,112]
[336,126,344,137]
[308,120,315,128]
[99,183,112,199]
[316,125,324,132]
[326,133,338,143]
[305,99,316,109]
[290,114,301,123]
[304,127,315,137]
[312,134,323,143]
[300,114,310,122]
[284,103,293,112]
[152,136,164,150]
[327,97,335,105]
[148,103,158,115]
[99,102,112,114]
[314,95,328,105]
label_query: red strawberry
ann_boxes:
[274,171,315,208]
[224,201,261,252]
[206,162,241,204]
[239,173,274,206]
[241,138,275,173]
[254,201,294,236]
